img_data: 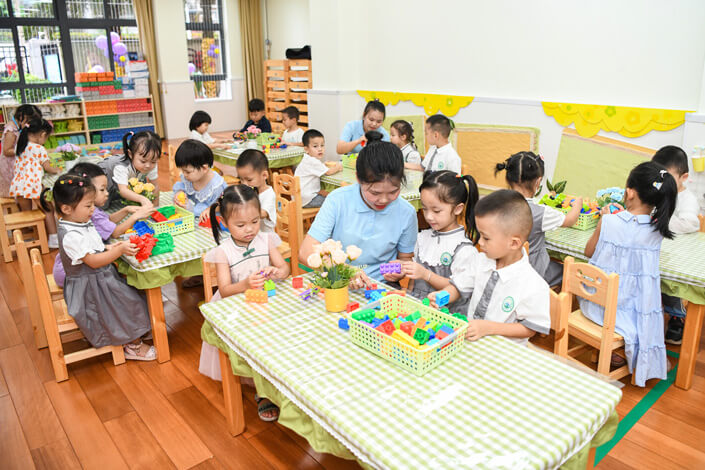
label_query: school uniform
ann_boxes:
[422,143,461,174]
[282,128,304,144]
[669,189,700,234]
[339,120,390,153]
[527,198,565,285]
[258,186,277,234]
[400,143,422,165]
[98,155,158,206]
[455,251,551,346]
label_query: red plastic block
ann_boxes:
[376,319,395,336]
[435,330,449,341]
[129,234,157,263]
[346,302,360,313]
[292,277,304,288]
[151,212,167,222]
[400,321,414,336]
[245,289,268,303]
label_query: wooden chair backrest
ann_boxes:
[699,214,705,233]
[30,248,62,365]
[561,256,619,310]
[548,290,569,357]
[168,144,180,183]
[14,230,46,348]
[202,254,217,303]
[272,173,304,272]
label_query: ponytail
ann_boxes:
[419,170,479,242]
[16,118,52,156]
[626,161,677,239]
[209,200,222,243]
[461,174,479,243]
[39,187,53,213]
[494,151,545,193]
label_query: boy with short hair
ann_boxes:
[281,106,304,146]
[240,98,272,133]
[429,189,550,345]
[295,129,342,208]
[652,145,699,344]
[413,114,461,174]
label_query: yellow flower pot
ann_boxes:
[324,286,349,313]
[692,157,705,173]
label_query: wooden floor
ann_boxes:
[1,146,704,469]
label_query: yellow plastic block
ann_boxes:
[392,330,419,347]
[245,289,268,303]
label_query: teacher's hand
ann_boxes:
[349,270,373,290]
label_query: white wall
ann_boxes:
[263,0,310,60]
[152,0,247,139]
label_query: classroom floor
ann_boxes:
[1,138,704,469]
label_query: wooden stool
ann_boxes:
[0,209,49,262]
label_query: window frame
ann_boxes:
[0,0,137,103]
[184,0,227,85]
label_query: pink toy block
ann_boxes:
[292,277,304,288]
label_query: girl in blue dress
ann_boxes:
[580,162,677,386]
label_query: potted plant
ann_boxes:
[243,125,262,149]
[307,239,362,312]
[56,143,81,171]
[123,177,156,206]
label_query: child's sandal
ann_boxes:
[123,341,157,361]
[254,395,279,422]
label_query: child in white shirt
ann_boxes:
[390,120,422,169]
[281,106,304,146]
[652,145,700,344]
[429,189,551,345]
[235,149,278,237]
[188,111,230,149]
[418,114,461,174]
[294,129,342,208]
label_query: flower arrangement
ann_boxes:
[596,187,625,208]
[307,239,362,289]
[233,125,262,141]
[124,177,155,205]
[56,143,80,161]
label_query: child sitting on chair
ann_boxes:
[429,189,551,345]
[281,106,304,146]
[239,99,272,133]
[295,129,342,208]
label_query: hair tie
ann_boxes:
[78,181,83,186]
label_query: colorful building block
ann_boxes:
[151,211,167,222]
[400,321,414,336]
[427,328,436,339]
[346,302,359,313]
[292,277,304,288]
[422,298,430,306]
[440,307,450,314]
[338,318,349,330]
[370,291,383,301]
[245,289,268,303]
[267,289,276,297]
[133,220,154,236]
[436,290,450,307]
[264,279,276,291]
[453,312,468,321]
[392,330,420,347]
[413,328,430,345]
[406,311,421,323]
[376,319,395,335]
[392,318,402,329]
[379,262,402,274]
[435,330,449,341]
[351,309,375,322]
[427,338,440,347]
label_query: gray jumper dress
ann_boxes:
[527,199,565,286]
[57,220,151,348]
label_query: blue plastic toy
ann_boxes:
[133,220,154,236]
[436,290,450,307]
[338,318,349,330]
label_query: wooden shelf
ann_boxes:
[83,96,151,103]
[48,115,84,120]
[53,130,86,136]
[86,109,153,117]
[263,59,311,132]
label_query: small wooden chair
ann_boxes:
[561,256,628,380]
[272,172,319,223]
[549,290,570,357]
[0,197,19,216]
[30,248,125,382]
[698,214,705,233]
[0,206,49,263]
[167,144,180,185]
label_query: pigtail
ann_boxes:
[494,160,508,176]
[652,170,677,239]
[210,199,223,244]
[627,162,678,240]
[15,126,30,155]
[39,187,53,213]
[122,131,134,162]
[462,174,480,243]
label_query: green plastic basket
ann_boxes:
[342,153,358,169]
[348,295,468,376]
[145,205,195,236]
[573,212,599,230]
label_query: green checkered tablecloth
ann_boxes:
[212,147,304,169]
[321,168,423,209]
[200,276,622,470]
[546,227,705,304]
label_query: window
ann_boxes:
[0,0,141,104]
[184,0,228,100]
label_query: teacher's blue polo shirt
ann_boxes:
[339,120,390,153]
[308,184,417,280]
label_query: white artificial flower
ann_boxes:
[332,249,348,265]
[346,245,362,260]
[307,253,322,269]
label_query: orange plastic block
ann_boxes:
[245,289,268,303]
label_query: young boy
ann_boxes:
[281,106,304,146]
[240,98,272,133]
[429,190,550,345]
[409,114,461,174]
[189,110,230,150]
[235,149,277,235]
[652,145,700,344]
[295,129,342,208]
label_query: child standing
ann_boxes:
[50,163,154,287]
[200,185,290,420]
[390,120,422,169]
[235,149,277,236]
[239,99,272,133]
[402,170,479,314]
[188,111,231,149]
[429,190,551,345]
[1,104,41,197]
[99,130,161,208]
[44,174,155,360]
[581,162,677,386]
[281,106,304,146]
[172,139,228,222]
[295,129,342,208]
[9,118,61,247]
[417,114,461,174]
[495,151,583,285]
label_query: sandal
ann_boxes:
[255,395,279,422]
[123,341,157,361]
[182,275,204,288]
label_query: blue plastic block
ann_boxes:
[267,289,275,297]
[370,291,383,301]
[439,325,455,335]
[436,290,450,307]
[427,328,435,339]
[338,318,349,330]
[133,220,154,236]
[427,338,440,347]
[370,318,384,328]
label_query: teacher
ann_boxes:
[301,131,417,284]
[336,100,390,154]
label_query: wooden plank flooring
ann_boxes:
[0,145,703,469]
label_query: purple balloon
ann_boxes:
[110,31,120,44]
[188,62,196,74]
[95,35,108,50]
[113,42,127,56]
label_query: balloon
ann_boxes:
[213,48,220,55]
[207,50,216,58]
[95,35,108,50]
[90,65,105,73]
[113,42,127,56]
[188,62,196,74]
[110,31,120,44]
[119,55,126,63]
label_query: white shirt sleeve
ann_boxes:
[450,250,484,296]
[259,188,276,232]
[542,206,566,231]
[406,149,422,165]
[62,231,102,265]
[112,164,129,185]
[515,277,551,334]
[669,190,700,234]
[447,149,462,174]
[449,244,478,295]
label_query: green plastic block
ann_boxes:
[422,298,430,306]
[151,233,174,256]
[429,322,440,331]
[352,309,375,322]
[264,279,276,291]
[441,322,454,330]
[440,307,450,314]
[375,310,386,320]
[413,328,430,345]
[392,318,401,329]
[158,206,176,218]
[452,312,468,322]
[409,311,421,322]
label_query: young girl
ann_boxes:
[172,139,228,222]
[235,149,277,236]
[199,185,290,420]
[402,171,479,314]
[43,174,155,360]
[49,162,154,287]
[2,104,42,197]
[188,111,231,149]
[495,151,582,285]
[580,161,677,387]
[390,120,422,169]
[99,130,161,208]
[10,118,61,247]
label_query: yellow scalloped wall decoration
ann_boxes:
[357,90,474,117]
[542,102,691,138]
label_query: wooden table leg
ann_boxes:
[219,349,245,436]
[145,287,170,363]
[675,302,705,390]
[586,447,596,469]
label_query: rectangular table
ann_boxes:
[200,275,622,469]
[212,146,305,169]
[321,168,424,209]
[546,227,705,390]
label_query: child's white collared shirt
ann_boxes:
[422,142,461,174]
